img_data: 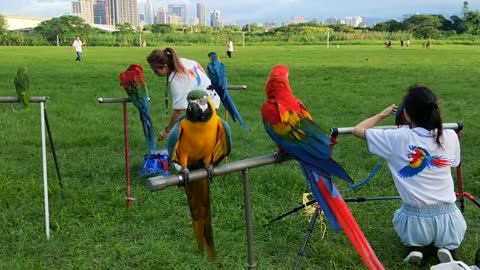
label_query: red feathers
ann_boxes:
[119,64,146,90]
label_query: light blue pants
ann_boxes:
[393,203,467,250]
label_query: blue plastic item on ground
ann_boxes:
[139,149,169,177]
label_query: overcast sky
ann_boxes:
[1,0,478,24]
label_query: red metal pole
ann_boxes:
[455,130,465,212]
[123,102,133,208]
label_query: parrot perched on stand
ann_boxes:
[207,52,248,131]
[14,67,31,111]
[167,89,232,261]
[119,64,156,155]
[261,65,384,270]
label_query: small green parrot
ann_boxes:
[14,67,31,111]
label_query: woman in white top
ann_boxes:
[352,84,466,265]
[147,47,219,140]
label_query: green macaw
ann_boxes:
[14,67,31,111]
[167,89,232,261]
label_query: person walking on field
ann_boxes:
[226,38,233,58]
[72,36,83,62]
[352,84,467,265]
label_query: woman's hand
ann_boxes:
[379,104,397,119]
[158,128,170,141]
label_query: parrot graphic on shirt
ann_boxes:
[207,52,248,131]
[398,145,451,178]
[14,67,31,111]
[167,89,232,261]
[261,65,384,270]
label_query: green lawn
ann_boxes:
[0,44,479,270]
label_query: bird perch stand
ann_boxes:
[0,96,51,240]
[98,97,136,208]
[330,122,480,212]
[147,152,292,270]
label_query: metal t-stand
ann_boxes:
[0,96,52,240]
[98,97,135,208]
[147,152,293,270]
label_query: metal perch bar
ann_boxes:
[97,97,132,103]
[228,85,247,90]
[147,152,292,192]
[0,96,48,103]
[331,122,462,135]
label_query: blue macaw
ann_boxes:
[168,89,232,261]
[207,52,248,131]
[261,65,384,270]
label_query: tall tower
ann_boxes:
[72,0,94,24]
[108,0,139,27]
[196,3,206,25]
[156,8,167,24]
[210,9,221,27]
[93,0,110,25]
[168,4,187,24]
[145,0,153,25]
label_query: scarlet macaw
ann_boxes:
[167,89,232,261]
[207,52,248,131]
[14,67,31,111]
[119,64,156,155]
[261,65,384,270]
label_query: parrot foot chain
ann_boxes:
[180,168,190,185]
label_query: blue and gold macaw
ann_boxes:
[207,52,248,131]
[14,67,31,111]
[167,89,232,261]
[261,65,384,270]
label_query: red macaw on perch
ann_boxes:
[260,65,384,270]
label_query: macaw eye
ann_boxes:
[197,96,208,106]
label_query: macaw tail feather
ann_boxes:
[223,94,248,131]
[316,176,384,270]
[300,164,341,231]
[139,108,156,155]
[186,179,216,261]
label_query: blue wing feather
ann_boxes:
[221,119,233,155]
[263,119,353,184]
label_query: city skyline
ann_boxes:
[1,0,479,26]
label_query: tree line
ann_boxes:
[0,12,479,47]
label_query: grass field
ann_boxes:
[0,44,479,270]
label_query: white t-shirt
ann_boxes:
[72,40,83,52]
[227,41,233,52]
[365,127,460,206]
[168,58,220,110]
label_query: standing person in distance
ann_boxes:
[72,36,83,62]
[226,38,233,58]
[147,47,220,141]
[352,84,466,264]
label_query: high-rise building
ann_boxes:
[145,0,153,25]
[196,3,206,25]
[107,0,139,27]
[290,16,306,24]
[72,0,94,24]
[210,9,221,27]
[93,0,110,25]
[168,4,187,24]
[156,8,166,24]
